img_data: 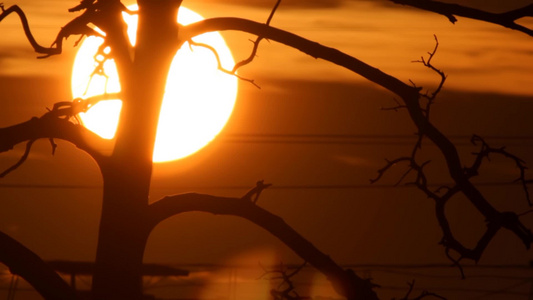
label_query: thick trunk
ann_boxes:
[91,1,181,299]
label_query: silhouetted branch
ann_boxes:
[395,280,447,300]
[0,4,102,58]
[181,17,421,101]
[0,110,108,167]
[147,192,378,300]
[232,0,282,73]
[260,261,310,300]
[0,139,35,178]
[0,231,76,300]
[241,180,272,203]
[363,38,533,270]
[187,39,260,88]
[466,135,532,206]
[412,35,446,118]
[390,0,533,37]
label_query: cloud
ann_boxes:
[383,0,532,13]
[196,0,346,9]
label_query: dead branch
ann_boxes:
[187,39,260,88]
[366,38,533,272]
[242,180,273,203]
[390,0,533,37]
[0,139,35,178]
[147,192,378,300]
[395,280,447,300]
[0,4,102,58]
[412,35,447,117]
[232,0,282,73]
[260,262,310,300]
[0,231,76,300]
[0,110,109,168]
[466,135,532,206]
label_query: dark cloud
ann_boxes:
[436,0,532,12]
[196,0,346,9]
[381,0,533,13]
[195,0,532,11]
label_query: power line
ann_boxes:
[0,181,525,190]
[221,134,533,146]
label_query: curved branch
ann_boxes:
[390,0,533,37]
[148,193,378,300]
[181,17,420,101]
[0,5,60,56]
[0,115,108,165]
[181,17,533,258]
[0,231,75,300]
[0,4,101,58]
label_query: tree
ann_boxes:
[0,0,532,299]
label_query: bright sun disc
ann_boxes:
[71,6,238,162]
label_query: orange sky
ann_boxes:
[1,1,533,299]
[1,0,532,95]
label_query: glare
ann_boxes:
[71,6,238,162]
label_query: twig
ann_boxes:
[0,140,35,178]
[188,39,261,88]
[232,0,282,73]
[242,180,272,203]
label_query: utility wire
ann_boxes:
[0,181,526,190]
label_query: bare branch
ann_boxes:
[232,0,282,73]
[413,35,447,111]
[0,140,35,178]
[148,192,378,300]
[261,261,310,300]
[0,4,102,58]
[0,231,76,300]
[187,39,260,88]
[0,113,109,167]
[466,135,532,206]
[370,157,412,184]
[181,17,421,101]
[390,0,533,37]
[396,280,447,300]
[241,180,272,203]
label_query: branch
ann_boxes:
[187,39,260,88]
[181,14,533,271]
[0,4,102,58]
[232,0,282,73]
[0,113,108,167]
[147,192,378,300]
[261,261,310,300]
[390,0,533,37]
[0,231,76,300]
[181,17,421,101]
[466,135,532,206]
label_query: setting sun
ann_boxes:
[71,6,238,162]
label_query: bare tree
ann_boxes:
[0,0,531,300]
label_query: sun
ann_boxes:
[71,6,238,163]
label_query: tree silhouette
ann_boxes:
[0,0,532,299]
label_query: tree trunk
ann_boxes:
[91,1,182,299]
